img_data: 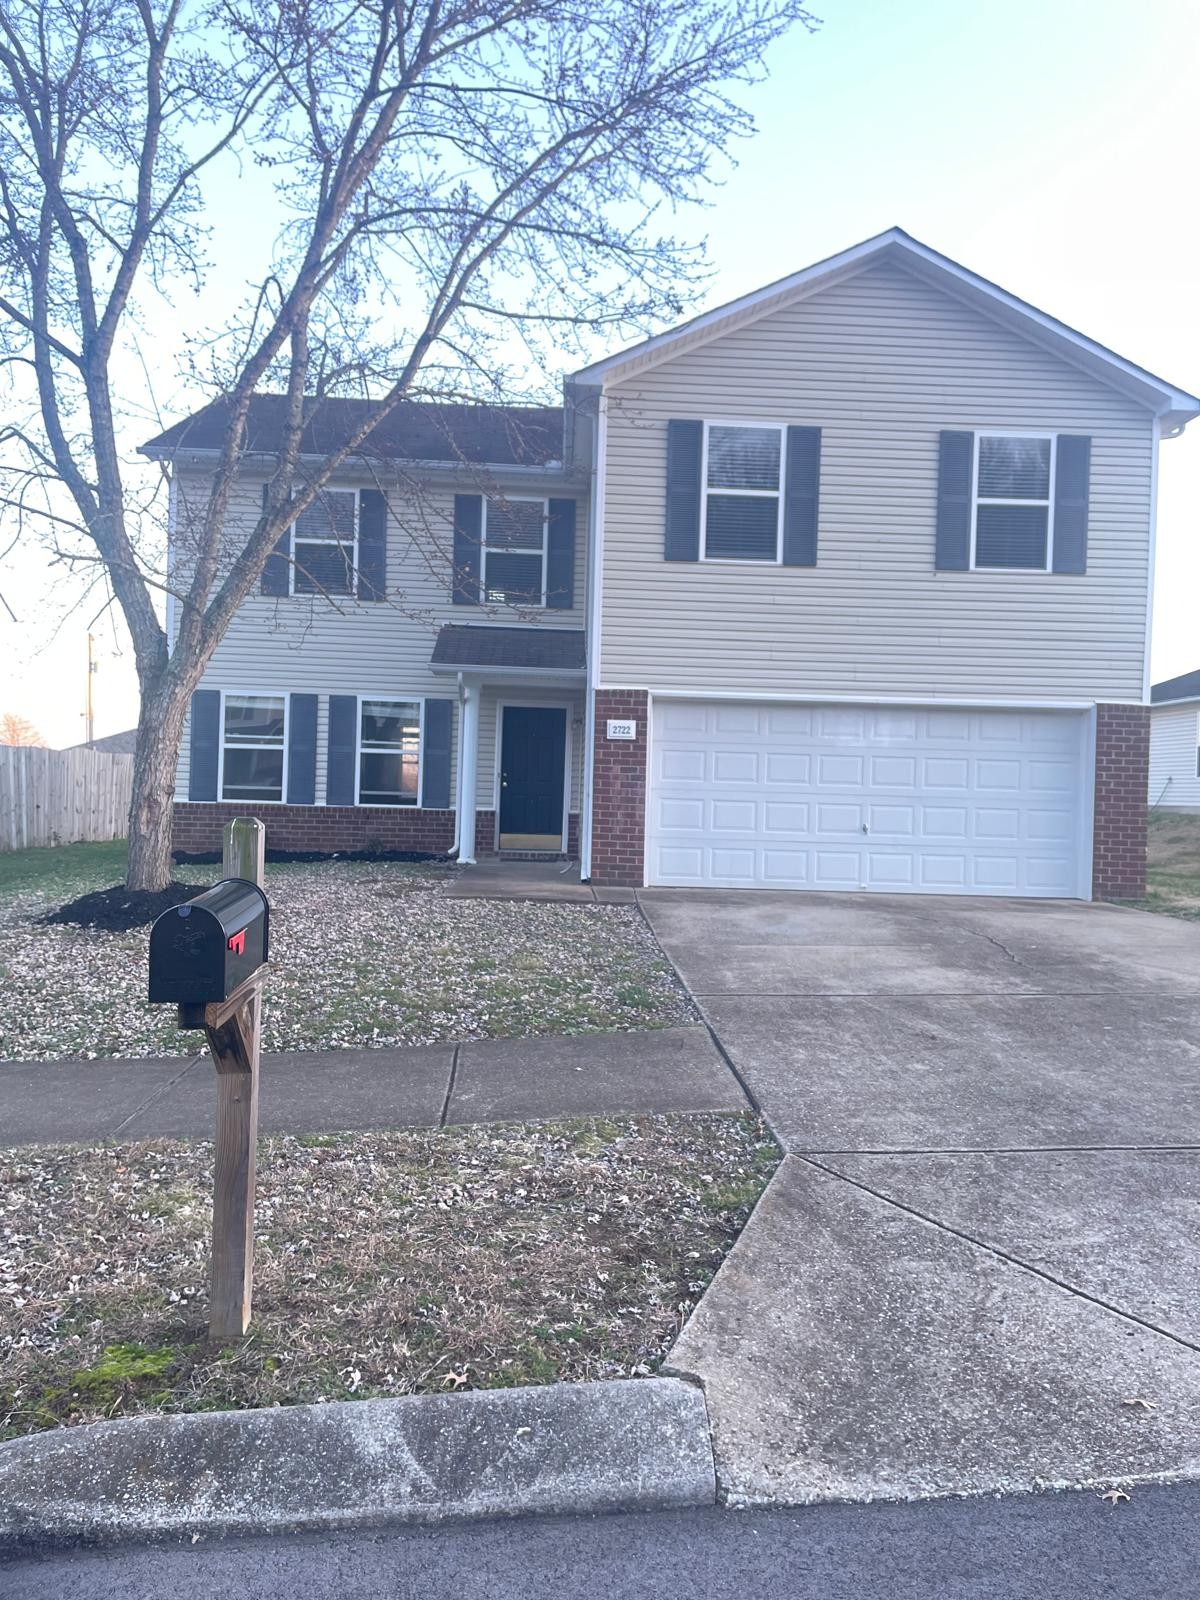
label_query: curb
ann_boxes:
[0,1377,715,1552]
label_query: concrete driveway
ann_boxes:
[639,892,1200,1504]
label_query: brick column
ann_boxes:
[1092,703,1150,900]
[590,689,649,886]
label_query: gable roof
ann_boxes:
[1152,668,1200,705]
[571,228,1200,432]
[141,396,564,467]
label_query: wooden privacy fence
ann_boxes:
[0,745,133,850]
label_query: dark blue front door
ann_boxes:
[499,706,566,843]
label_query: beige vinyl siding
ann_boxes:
[174,469,587,803]
[1149,703,1200,809]
[599,259,1154,703]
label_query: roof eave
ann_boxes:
[429,662,586,683]
[140,445,582,481]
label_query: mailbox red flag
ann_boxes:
[227,928,247,956]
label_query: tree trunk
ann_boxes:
[126,675,193,891]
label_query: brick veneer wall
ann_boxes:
[174,802,454,856]
[175,802,581,860]
[1092,703,1150,900]
[590,689,649,886]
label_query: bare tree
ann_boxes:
[0,711,46,747]
[0,0,818,889]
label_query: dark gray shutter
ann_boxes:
[1052,435,1090,574]
[665,419,703,561]
[287,693,318,805]
[357,489,387,600]
[546,498,576,608]
[260,482,291,596]
[782,426,821,567]
[422,698,453,809]
[188,689,220,801]
[935,431,974,571]
[326,694,358,806]
[453,494,482,604]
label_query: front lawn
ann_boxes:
[0,1112,779,1438]
[1144,811,1200,919]
[0,846,696,1061]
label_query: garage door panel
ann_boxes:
[648,699,1087,898]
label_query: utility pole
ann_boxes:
[85,632,96,745]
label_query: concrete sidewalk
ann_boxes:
[0,1024,749,1147]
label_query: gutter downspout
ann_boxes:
[580,392,608,880]
[448,672,465,858]
[458,677,479,865]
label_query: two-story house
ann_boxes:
[145,229,1200,900]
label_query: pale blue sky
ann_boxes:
[3,0,1197,744]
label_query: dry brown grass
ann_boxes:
[1144,811,1200,919]
[0,1113,779,1439]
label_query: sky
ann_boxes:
[2,0,1197,746]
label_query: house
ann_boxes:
[69,730,138,755]
[143,228,1200,900]
[1149,670,1200,812]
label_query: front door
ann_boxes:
[499,706,567,850]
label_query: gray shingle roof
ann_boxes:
[431,625,585,672]
[141,396,564,467]
[1152,668,1200,704]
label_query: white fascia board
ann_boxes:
[429,664,585,685]
[1151,695,1200,710]
[570,228,1200,428]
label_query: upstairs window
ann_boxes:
[221,694,286,802]
[292,489,358,595]
[483,497,547,605]
[358,698,420,806]
[703,424,784,562]
[972,435,1054,570]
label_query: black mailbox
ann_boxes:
[148,879,269,1007]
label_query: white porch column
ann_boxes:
[457,678,480,864]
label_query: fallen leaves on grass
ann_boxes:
[0,861,696,1061]
[0,1112,780,1438]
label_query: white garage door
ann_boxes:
[648,700,1089,897]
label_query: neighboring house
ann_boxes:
[143,228,1200,900]
[69,730,138,755]
[1149,670,1200,812]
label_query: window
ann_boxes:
[702,423,784,561]
[222,694,286,802]
[292,489,357,595]
[972,434,1054,570]
[482,497,547,605]
[358,698,420,806]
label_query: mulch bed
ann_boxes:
[40,882,211,934]
[0,1112,779,1438]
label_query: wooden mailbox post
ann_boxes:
[147,817,267,1341]
[207,816,265,1340]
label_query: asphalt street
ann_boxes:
[4,1484,1196,1600]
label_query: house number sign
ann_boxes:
[606,718,637,741]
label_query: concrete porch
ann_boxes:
[447,858,635,903]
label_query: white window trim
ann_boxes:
[353,693,425,808]
[290,488,360,598]
[969,429,1057,573]
[218,689,290,806]
[699,419,786,565]
[482,496,549,607]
